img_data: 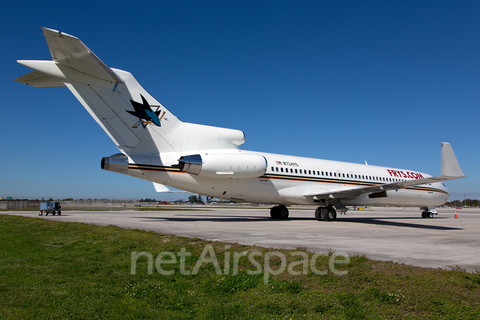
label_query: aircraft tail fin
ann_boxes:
[15,28,245,155]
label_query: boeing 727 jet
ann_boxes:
[15,28,466,221]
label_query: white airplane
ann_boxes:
[15,28,466,221]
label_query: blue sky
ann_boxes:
[1,0,478,200]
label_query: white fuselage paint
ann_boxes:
[126,149,449,207]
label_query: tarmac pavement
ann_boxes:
[4,206,479,272]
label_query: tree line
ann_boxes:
[444,199,479,208]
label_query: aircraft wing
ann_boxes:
[153,183,189,193]
[304,142,465,201]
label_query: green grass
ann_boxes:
[0,215,479,319]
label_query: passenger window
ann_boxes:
[281,168,284,172]
[295,169,298,174]
[276,167,278,172]
[309,170,311,175]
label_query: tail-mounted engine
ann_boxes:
[101,153,128,174]
[177,153,267,179]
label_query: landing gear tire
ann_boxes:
[326,207,337,221]
[323,207,337,221]
[421,211,433,218]
[270,205,289,220]
[315,207,324,221]
[315,207,337,221]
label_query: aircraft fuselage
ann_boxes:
[121,150,449,207]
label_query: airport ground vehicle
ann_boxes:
[39,202,61,216]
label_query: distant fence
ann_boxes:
[0,200,41,210]
[0,199,142,211]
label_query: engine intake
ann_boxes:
[178,153,267,179]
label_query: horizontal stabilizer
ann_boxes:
[13,70,66,87]
[15,28,123,87]
[42,27,123,83]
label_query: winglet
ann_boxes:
[441,142,465,178]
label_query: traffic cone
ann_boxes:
[454,210,458,219]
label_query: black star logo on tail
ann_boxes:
[127,94,164,128]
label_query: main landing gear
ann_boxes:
[314,206,337,221]
[270,205,338,221]
[270,205,289,219]
[421,208,438,219]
